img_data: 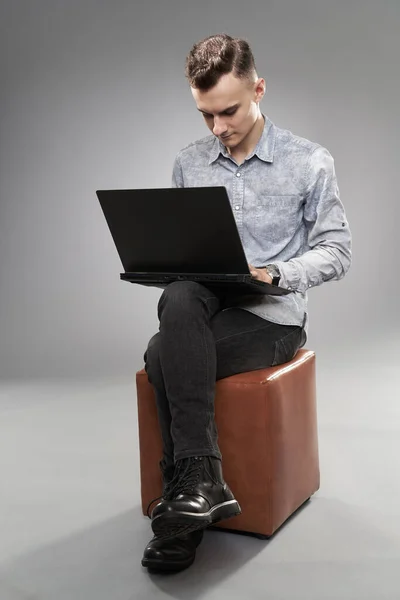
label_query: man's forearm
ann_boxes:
[274,242,351,294]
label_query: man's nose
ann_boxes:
[213,117,228,136]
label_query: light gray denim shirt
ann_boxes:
[172,116,352,336]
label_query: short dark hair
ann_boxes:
[185,33,257,91]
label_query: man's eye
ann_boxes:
[201,110,236,118]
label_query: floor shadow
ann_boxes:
[2,497,400,600]
[0,505,265,600]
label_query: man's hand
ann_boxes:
[249,263,272,284]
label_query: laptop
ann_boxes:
[96,186,290,296]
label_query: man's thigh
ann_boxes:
[211,308,304,380]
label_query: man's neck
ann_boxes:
[228,114,265,165]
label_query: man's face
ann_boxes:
[191,72,265,151]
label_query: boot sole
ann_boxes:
[142,554,195,572]
[151,499,241,540]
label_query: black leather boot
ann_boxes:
[141,458,204,572]
[141,529,204,572]
[150,456,241,540]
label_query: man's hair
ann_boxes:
[185,33,257,91]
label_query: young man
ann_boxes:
[141,34,351,572]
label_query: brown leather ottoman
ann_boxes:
[136,348,319,538]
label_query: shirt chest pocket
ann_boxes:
[253,195,303,246]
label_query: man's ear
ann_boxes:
[254,78,266,103]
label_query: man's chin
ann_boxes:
[220,134,238,147]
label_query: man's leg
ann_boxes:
[144,334,175,472]
[147,281,304,540]
[145,280,225,463]
[212,306,305,379]
[145,282,304,468]
[141,281,226,571]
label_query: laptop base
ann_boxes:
[120,273,289,296]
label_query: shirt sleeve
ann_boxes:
[172,154,184,188]
[273,146,352,294]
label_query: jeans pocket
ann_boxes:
[272,327,303,366]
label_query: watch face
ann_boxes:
[266,264,280,285]
[267,265,279,277]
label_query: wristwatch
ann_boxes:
[264,264,281,286]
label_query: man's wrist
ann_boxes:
[264,264,281,286]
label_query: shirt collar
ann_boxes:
[208,115,276,165]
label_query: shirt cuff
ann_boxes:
[274,260,301,292]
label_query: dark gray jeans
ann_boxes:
[143,281,305,466]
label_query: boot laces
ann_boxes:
[146,457,219,517]
[164,456,218,500]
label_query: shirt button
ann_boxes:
[236,172,241,177]
[235,205,240,210]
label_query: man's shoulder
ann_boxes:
[273,121,322,156]
[175,134,215,162]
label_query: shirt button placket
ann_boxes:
[233,169,244,235]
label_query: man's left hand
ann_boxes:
[249,264,272,284]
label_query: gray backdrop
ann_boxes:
[0,0,398,380]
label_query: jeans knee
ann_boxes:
[158,281,213,321]
[160,281,202,303]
